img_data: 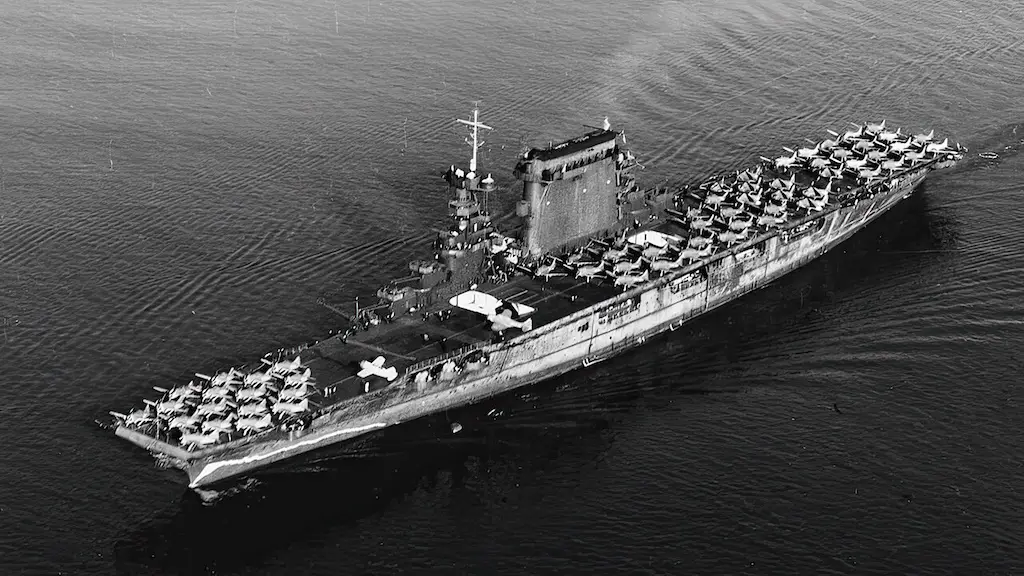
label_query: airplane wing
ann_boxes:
[450,290,536,317]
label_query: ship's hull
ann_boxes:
[148,167,930,489]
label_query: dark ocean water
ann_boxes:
[2,0,1023,574]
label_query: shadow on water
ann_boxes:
[112,188,956,575]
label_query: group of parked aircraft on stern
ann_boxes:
[519,120,961,290]
[109,354,319,450]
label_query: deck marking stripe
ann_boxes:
[189,422,389,487]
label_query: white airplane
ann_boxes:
[450,290,536,317]
[851,138,874,152]
[736,180,758,194]
[797,195,828,212]
[203,385,234,401]
[531,257,568,281]
[865,149,887,162]
[613,270,648,290]
[150,398,189,416]
[708,178,731,194]
[772,150,799,170]
[842,124,865,141]
[737,166,763,183]
[677,245,714,260]
[357,356,398,381]
[168,414,202,432]
[806,181,832,200]
[808,157,830,170]
[238,402,269,418]
[691,214,715,230]
[877,127,902,142]
[844,157,868,171]
[912,129,934,144]
[758,213,787,227]
[265,355,303,376]
[768,174,796,192]
[737,191,763,207]
[881,157,905,171]
[565,248,592,266]
[600,244,629,262]
[718,204,743,219]
[704,189,728,206]
[575,262,607,281]
[865,120,886,134]
[821,131,841,150]
[857,166,883,181]
[112,405,155,427]
[612,256,644,275]
[903,150,928,164]
[279,384,311,402]
[817,166,843,180]
[925,138,950,153]
[829,148,852,163]
[273,398,309,414]
[688,234,714,248]
[211,369,243,387]
[717,228,748,245]
[194,399,236,418]
[236,385,270,402]
[244,370,274,386]
[797,142,822,159]
[889,139,914,153]
[487,310,533,333]
[639,243,667,260]
[650,252,687,272]
[728,215,755,231]
[167,382,201,401]
[237,414,274,434]
[202,414,237,433]
[763,202,787,216]
[284,367,312,386]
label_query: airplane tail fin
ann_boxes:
[521,318,533,332]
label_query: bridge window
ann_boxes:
[577,322,589,332]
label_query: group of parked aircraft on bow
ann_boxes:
[110,355,318,450]
[520,122,961,292]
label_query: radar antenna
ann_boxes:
[456,103,492,174]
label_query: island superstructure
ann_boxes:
[109,111,964,489]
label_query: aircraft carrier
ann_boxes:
[108,109,964,490]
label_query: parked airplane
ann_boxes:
[533,256,568,281]
[612,256,645,275]
[357,356,399,381]
[925,138,950,153]
[569,261,604,283]
[487,310,533,333]
[877,127,901,142]
[865,120,886,134]
[613,270,649,290]
[236,414,274,434]
[912,129,935,144]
